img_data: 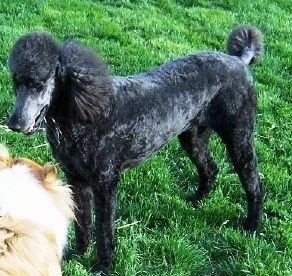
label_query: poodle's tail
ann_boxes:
[227,25,264,65]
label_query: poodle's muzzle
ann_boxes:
[8,77,55,135]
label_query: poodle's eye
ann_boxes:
[27,80,34,88]
[24,78,43,91]
[22,78,33,88]
[34,83,44,91]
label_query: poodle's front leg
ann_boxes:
[92,173,119,275]
[66,174,93,255]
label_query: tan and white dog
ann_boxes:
[0,144,74,276]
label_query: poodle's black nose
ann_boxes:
[8,125,21,132]
[7,117,22,132]
[8,123,22,132]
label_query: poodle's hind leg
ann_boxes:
[66,174,93,256]
[178,126,218,205]
[217,126,264,232]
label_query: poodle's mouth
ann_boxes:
[24,105,48,135]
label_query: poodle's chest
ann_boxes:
[45,122,94,174]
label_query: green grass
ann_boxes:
[0,0,291,275]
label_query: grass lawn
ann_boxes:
[0,0,291,275]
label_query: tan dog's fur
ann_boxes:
[0,145,74,276]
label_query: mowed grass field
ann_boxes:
[0,0,291,275]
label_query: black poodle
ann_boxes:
[7,26,264,274]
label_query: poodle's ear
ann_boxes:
[0,144,12,169]
[59,41,114,124]
[43,163,58,183]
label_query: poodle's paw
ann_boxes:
[91,271,107,276]
[187,189,210,207]
[90,266,109,276]
[63,248,78,261]
[243,217,260,233]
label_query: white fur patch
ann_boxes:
[0,164,68,257]
[0,144,9,159]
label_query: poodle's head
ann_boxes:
[8,32,60,134]
[8,31,113,134]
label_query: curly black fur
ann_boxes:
[227,25,263,65]
[58,41,113,123]
[8,26,264,274]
